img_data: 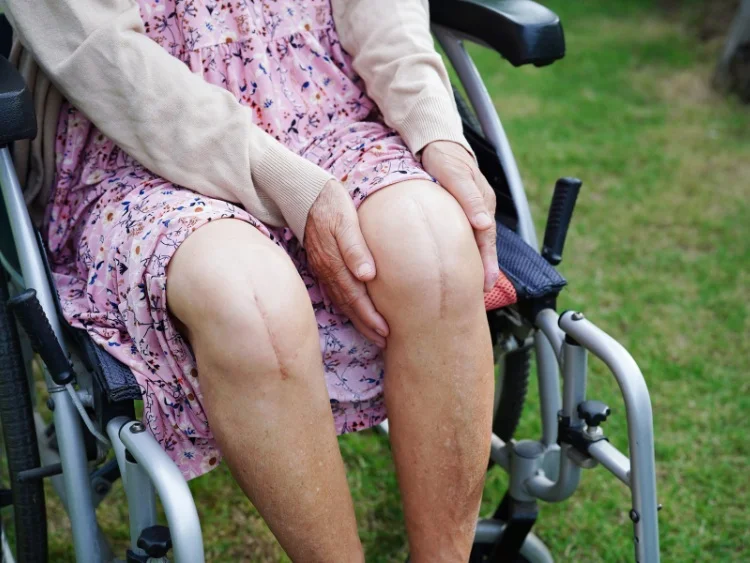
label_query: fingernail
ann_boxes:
[474,212,492,229]
[375,326,388,338]
[357,263,374,278]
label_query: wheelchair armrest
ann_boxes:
[0,55,37,146]
[430,0,565,67]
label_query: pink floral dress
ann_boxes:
[46,0,435,479]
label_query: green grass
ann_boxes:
[35,0,750,560]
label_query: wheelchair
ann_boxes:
[0,1,661,561]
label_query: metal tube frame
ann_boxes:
[2,149,205,562]
[106,420,158,556]
[559,311,660,562]
[112,418,205,563]
[534,310,564,448]
[489,309,660,561]
[432,28,660,561]
[1,147,100,562]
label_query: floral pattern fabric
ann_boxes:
[46,0,433,479]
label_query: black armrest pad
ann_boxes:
[431,0,565,67]
[0,56,37,146]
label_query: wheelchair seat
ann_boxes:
[489,220,566,310]
[430,0,565,67]
[79,219,565,410]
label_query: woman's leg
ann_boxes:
[359,180,495,562]
[166,219,363,562]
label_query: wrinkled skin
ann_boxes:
[304,140,499,345]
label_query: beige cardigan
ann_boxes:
[3,0,470,241]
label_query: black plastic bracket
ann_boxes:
[542,177,582,266]
[557,411,608,456]
[126,550,149,563]
[7,289,75,385]
[126,525,173,562]
[137,525,173,558]
[488,493,539,561]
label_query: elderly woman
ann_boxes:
[6,0,505,560]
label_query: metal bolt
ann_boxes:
[46,398,55,411]
[629,509,640,523]
[571,312,585,321]
[130,422,146,434]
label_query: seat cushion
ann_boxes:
[484,221,566,311]
[76,329,142,402]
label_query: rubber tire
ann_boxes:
[492,349,531,443]
[453,86,482,134]
[0,269,48,563]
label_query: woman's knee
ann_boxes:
[166,220,317,373]
[358,181,485,321]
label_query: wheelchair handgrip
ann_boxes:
[542,177,582,266]
[8,289,75,385]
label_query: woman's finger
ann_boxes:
[478,175,500,291]
[335,207,377,282]
[476,222,499,292]
[325,275,389,344]
[334,298,387,349]
[439,165,493,231]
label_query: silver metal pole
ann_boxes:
[490,433,510,470]
[524,337,586,501]
[559,311,660,562]
[117,419,205,563]
[433,25,538,248]
[524,443,580,502]
[560,338,587,424]
[107,419,158,554]
[124,457,158,554]
[588,440,631,487]
[535,308,564,360]
[534,309,564,446]
[107,418,130,487]
[1,147,101,562]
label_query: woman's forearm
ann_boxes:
[4,0,333,241]
[331,0,471,156]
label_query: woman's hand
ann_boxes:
[305,180,389,347]
[421,141,500,292]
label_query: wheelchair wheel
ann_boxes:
[492,348,531,443]
[454,86,482,134]
[0,269,48,563]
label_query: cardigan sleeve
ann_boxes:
[2,0,334,242]
[331,0,472,157]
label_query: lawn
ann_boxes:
[39,0,750,560]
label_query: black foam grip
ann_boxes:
[542,178,582,266]
[8,289,74,385]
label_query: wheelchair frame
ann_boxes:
[0,12,661,563]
